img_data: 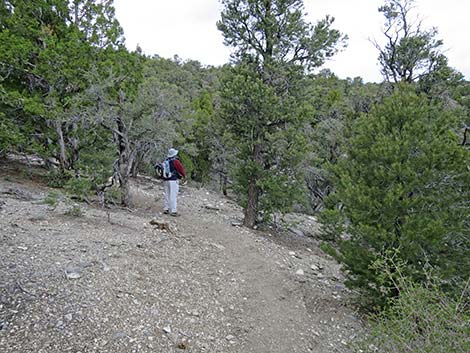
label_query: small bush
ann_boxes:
[104,186,121,204]
[319,241,338,258]
[64,204,84,217]
[42,191,61,209]
[46,169,71,188]
[319,207,345,241]
[357,280,470,353]
[355,253,470,352]
[64,176,92,200]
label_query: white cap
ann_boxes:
[167,148,178,158]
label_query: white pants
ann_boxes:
[163,180,179,213]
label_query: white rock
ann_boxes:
[226,334,235,341]
[162,326,171,334]
[310,264,319,271]
[296,269,305,276]
[288,251,296,256]
[65,271,81,280]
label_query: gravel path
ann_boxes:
[0,170,363,353]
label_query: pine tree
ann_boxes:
[323,85,470,306]
[217,0,346,227]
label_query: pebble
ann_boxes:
[163,326,171,334]
[65,267,82,279]
[296,269,305,276]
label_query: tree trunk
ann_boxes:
[68,121,80,170]
[55,120,68,170]
[243,144,261,228]
[119,169,131,207]
[221,173,228,196]
[115,114,132,207]
[130,149,144,178]
[244,177,258,228]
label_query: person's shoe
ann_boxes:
[163,210,169,214]
[170,212,178,217]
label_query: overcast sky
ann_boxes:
[113,0,470,82]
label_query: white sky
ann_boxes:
[113,0,470,83]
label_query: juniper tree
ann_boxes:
[0,0,124,169]
[322,85,470,307]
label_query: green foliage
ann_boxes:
[217,0,347,69]
[302,71,383,212]
[186,91,216,182]
[0,0,125,170]
[318,207,345,241]
[0,115,26,155]
[356,255,470,352]
[72,125,116,185]
[376,0,457,86]
[257,174,306,221]
[217,0,346,226]
[319,242,338,258]
[219,62,310,224]
[46,169,72,188]
[104,186,121,204]
[217,0,347,226]
[322,85,470,306]
[64,177,93,201]
[42,191,61,209]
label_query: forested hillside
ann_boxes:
[1,0,469,352]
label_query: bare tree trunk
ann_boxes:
[130,149,144,177]
[115,114,132,207]
[68,121,80,170]
[130,157,139,178]
[243,144,261,228]
[55,120,68,170]
[119,169,131,206]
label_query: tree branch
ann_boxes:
[462,127,470,146]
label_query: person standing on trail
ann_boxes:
[162,148,186,216]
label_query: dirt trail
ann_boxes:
[0,166,362,353]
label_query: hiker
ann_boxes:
[162,148,186,216]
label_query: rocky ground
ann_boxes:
[0,161,363,353]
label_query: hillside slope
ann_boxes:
[0,164,363,353]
